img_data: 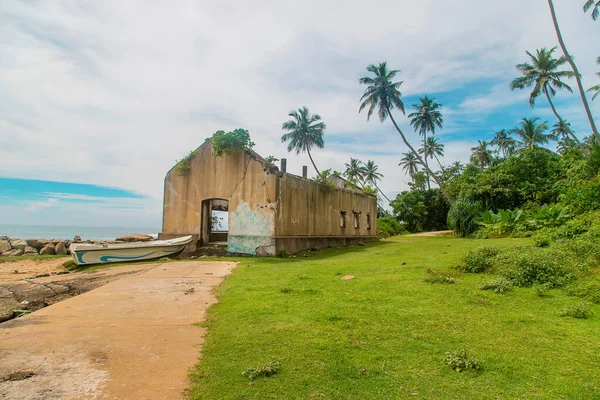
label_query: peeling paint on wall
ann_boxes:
[227,202,275,255]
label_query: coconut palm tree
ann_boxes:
[587,57,600,100]
[408,96,444,189]
[470,140,495,169]
[281,107,326,175]
[362,160,391,203]
[511,118,554,150]
[399,152,420,175]
[551,120,574,141]
[419,136,445,170]
[547,0,599,141]
[490,129,517,158]
[358,62,452,203]
[510,47,582,148]
[344,158,366,186]
[584,0,600,20]
[557,137,578,154]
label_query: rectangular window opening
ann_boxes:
[340,211,347,228]
[354,212,360,229]
[367,214,371,230]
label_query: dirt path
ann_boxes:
[0,261,237,399]
[407,230,453,237]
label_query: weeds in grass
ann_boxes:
[444,350,482,372]
[279,287,292,293]
[566,280,600,304]
[559,302,594,319]
[242,358,281,380]
[479,278,513,294]
[424,269,458,284]
[532,282,553,297]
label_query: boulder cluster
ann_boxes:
[0,234,154,257]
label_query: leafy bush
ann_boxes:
[527,204,570,227]
[361,186,378,197]
[377,217,405,238]
[566,280,600,304]
[242,358,281,380]
[391,188,449,232]
[455,246,500,273]
[532,231,552,247]
[495,248,574,287]
[208,128,255,157]
[476,209,524,235]
[479,277,513,293]
[559,302,593,319]
[532,282,553,297]
[172,148,199,175]
[312,169,337,191]
[444,350,482,372]
[447,197,481,237]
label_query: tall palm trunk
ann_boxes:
[548,0,599,142]
[422,132,431,190]
[373,182,391,203]
[433,154,445,181]
[386,107,453,203]
[543,89,588,155]
[306,146,320,176]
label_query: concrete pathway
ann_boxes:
[0,261,237,400]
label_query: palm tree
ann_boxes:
[510,47,582,148]
[343,158,366,186]
[551,119,573,141]
[470,140,495,169]
[359,62,452,203]
[399,152,420,175]
[490,129,517,158]
[362,160,391,203]
[281,107,326,175]
[557,136,578,154]
[408,96,444,189]
[584,0,600,20]
[587,57,600,100]
[547,0,599,141]
[511,118,554,150]
[419,136,445,171]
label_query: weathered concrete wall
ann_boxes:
[274,174,377,240]
[161,142,278,255]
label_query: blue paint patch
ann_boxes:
[98,251,155,262]
[227,202,274,255]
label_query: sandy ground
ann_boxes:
[407,230,453,237]
[0,261,236,400]
[0,257,70,283]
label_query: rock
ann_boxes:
[26,239,49,250]
[115,234,154,242]
[73,235,82,242]
[9,239,27,251]
[23,246,38,255]
[39,245,56,255]
[0,235,9,240]
[0,240,11,254]
[341,275,355,280]
[3,249,23,257]
[55,242,67,255]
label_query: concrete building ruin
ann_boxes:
[159,142,377,256]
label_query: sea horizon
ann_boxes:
[0,224,160,241]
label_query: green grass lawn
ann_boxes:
[189,236,599,399]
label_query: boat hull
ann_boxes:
[69,236,193,266]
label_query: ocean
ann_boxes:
[0,224,160,241]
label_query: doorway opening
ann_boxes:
[200,199,229,245]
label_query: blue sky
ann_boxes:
[0,0,598,227]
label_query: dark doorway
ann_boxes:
[200,199,229,245]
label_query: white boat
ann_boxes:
[69,235,193,266]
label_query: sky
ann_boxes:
[0,0,599,228]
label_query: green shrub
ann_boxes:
[496,248,574,287]
[172,148,199,175]
[566,280,600,304]
[532,230,552,247]
[277,250,288,258]
[455,246,501,273]
[559,302,593,319]
[208,128,255,157]
[479,277,513,293]
[447,197,481,237]
[377,217,405,238]
[444,350,482,372]
[242,358,281,380]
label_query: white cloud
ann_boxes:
[0,0,598,225]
